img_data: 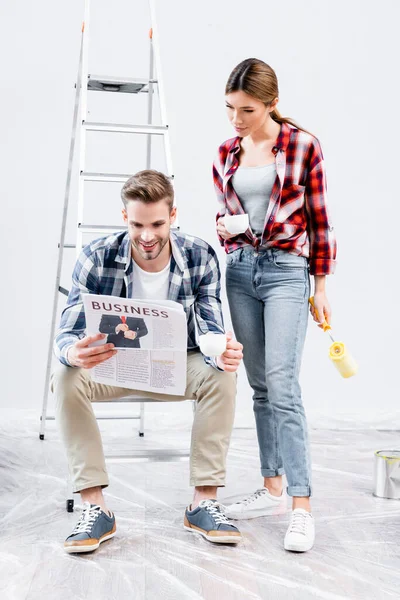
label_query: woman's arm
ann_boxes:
[213,153,240,242]
[304,139,336,325]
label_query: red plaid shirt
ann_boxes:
[213,122,337,275]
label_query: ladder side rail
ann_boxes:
[148,0,176,226]
[142,29,156,435]
[76,0,91,256]
[39,30,86,438]
[146,31,155,169]
[148,1,168,137]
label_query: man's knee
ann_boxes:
[199,367,237,404]
[51,363,91,402]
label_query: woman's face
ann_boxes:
[225,90,274,136]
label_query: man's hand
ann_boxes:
[67,334,117,368]
[216,217,238,240]
[216,332,243,372]
[115,323,129,333]
[124,330,137,340]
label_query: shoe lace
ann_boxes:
[201,500,232,525]
[72,503,102,535]
[288,511,308,535]
[240,488,268,506]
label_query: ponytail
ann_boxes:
[270,108,312,136]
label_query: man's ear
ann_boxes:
[170,206,177,224]
[122,207,128,223]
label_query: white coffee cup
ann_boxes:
[224,213,249,235]
[199,332,227,356]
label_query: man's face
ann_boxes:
[122,199,176,263]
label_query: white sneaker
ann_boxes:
[284,508,315,552]
[224,488,288,520]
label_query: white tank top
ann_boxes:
[231,163,277,235]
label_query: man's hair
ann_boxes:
[121,170,174,211]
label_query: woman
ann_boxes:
[213,58,336,552]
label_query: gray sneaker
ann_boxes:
[184,499,241,544]
[64,502,116,554]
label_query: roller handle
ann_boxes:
[309,296,331,332]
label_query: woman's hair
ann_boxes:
[225,58,310,134]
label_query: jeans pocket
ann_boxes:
[226,248,242,267]
[273,250,307,270]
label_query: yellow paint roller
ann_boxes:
[309,296,358,378]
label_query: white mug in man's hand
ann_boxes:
[199,332,227,356]
[224,213,249,235]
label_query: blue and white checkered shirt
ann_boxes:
[54,230,225,368]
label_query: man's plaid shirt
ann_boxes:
[54,230,224,367]
[213,122,337,275]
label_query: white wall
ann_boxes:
[1,0,399,428]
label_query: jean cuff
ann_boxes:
[286,485,312,498]
[261,468,285,478]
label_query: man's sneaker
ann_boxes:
[224,487,287,520]
[184,499,241,544]
[284,508,315,552]
[64,502,116,554]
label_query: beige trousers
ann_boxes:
[51,351,236,493]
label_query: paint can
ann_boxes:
[373,450,400,499]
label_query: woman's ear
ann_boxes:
[269,97,279,112]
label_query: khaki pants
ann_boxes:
[51,351,236,493]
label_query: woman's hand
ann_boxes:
[216,332,243,372]
[310,291,332,328]
[216,217,237,240]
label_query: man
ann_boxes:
[52,169,243,554]
[99,313,148,348]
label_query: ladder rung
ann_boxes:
[80,172,132,182]
[87,74,157,94]
[80,172,175,183]
[58,286,69,297]
[78,224,125,234]
[83,121,168,135]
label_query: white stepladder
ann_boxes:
[39,1,181,511]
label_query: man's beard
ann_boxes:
[133,236,169,261]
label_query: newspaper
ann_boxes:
[82,294,188,395]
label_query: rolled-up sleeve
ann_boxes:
[54,251,99,366]
[305,141,337,275]
[213,150,227,247]
[195,247,225,370]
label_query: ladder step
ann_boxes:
[78,224,125,233]
[80,172,175,183]
[80,172,132,182]
[87,74,157,94]
[83,121,168,135]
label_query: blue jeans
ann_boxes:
[226,247,312,497]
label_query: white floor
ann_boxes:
[1,409,399,600]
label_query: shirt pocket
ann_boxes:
[276,184,306,222]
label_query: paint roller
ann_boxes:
[309,296,358,378]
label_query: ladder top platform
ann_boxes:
[88,74,155,94]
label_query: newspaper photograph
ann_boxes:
[82,294,188,395]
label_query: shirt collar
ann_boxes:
[115,230,185,273]
[229,121,292,155]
